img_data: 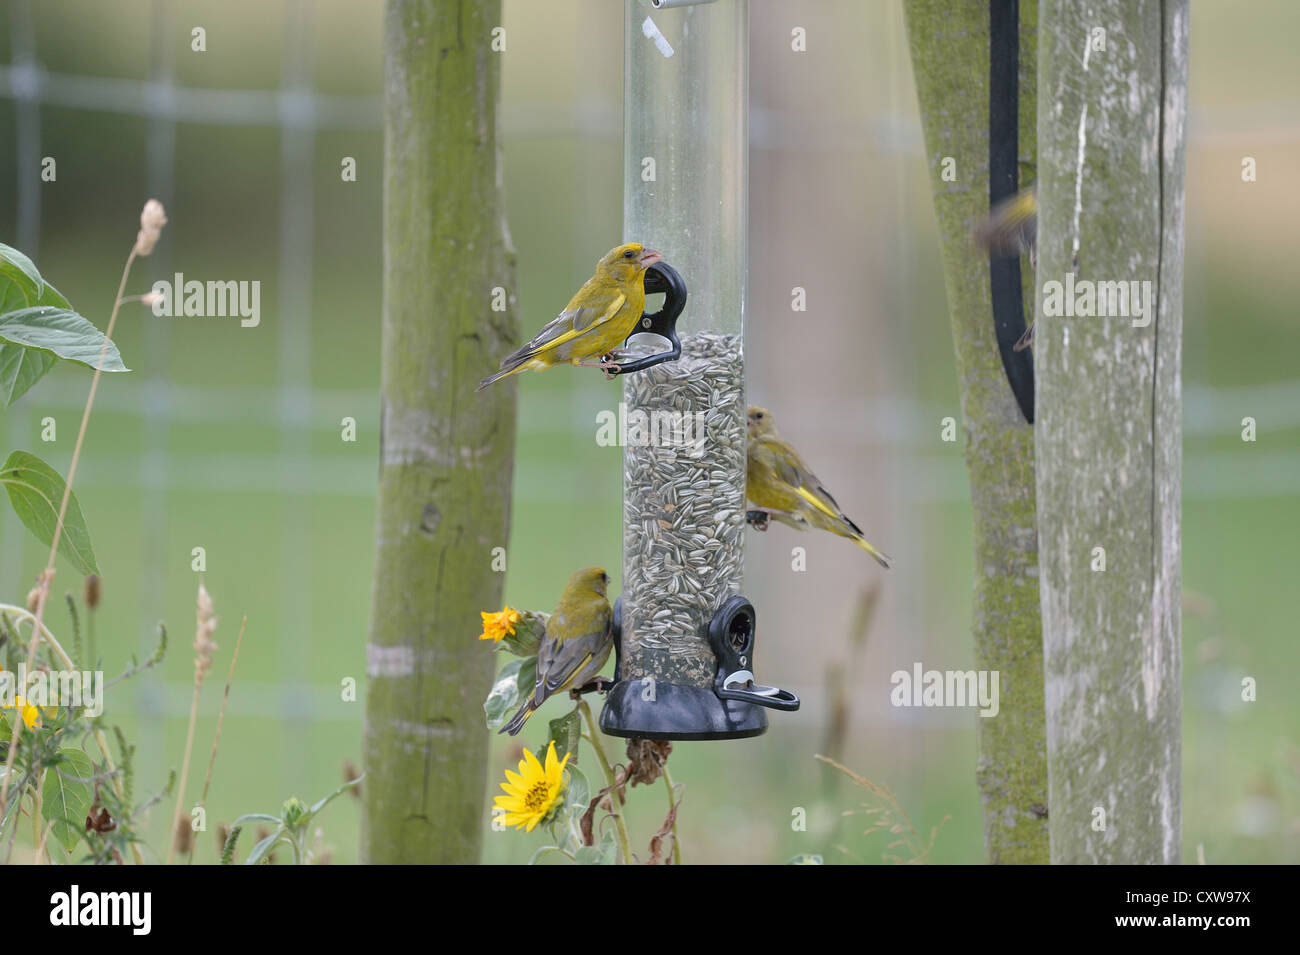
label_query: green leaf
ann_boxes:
[0,273,66,312]
[0,244,43,304]
[496,609,548,656]
[574,828,619,865]
[547,707,582,765]
[42,748,96,854]
[0,278,71,406]
[229,812,283,828]
[0,306,129,373]
[545,763,590,853]
[243,828,287,865]
[483,656,537,730]
[563,764,589,814]
[303,774,363,820]
[0,450,100,575]
[527,845,571,865]
[0,342,56,407]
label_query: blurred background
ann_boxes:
[0,0,1295,864]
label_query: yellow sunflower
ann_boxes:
[479,606,521,643]
[494,740,569,832]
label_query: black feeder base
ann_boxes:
[598,679,768,741]
[595,595,796,741]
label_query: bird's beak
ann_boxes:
[639,248,662,267]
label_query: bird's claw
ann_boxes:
[746,509,770,531]
[570,676,616,699]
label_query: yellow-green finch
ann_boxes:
[972,185,1036,263]
[972,185,1037,350]
[501,567,614,736]
[477,243,662,391]
[746,406,893,568]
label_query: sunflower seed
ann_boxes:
[620,332,746,680]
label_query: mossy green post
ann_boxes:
[904,0,1049,864]
[1036,0,1186,864]
[364,0,518,864]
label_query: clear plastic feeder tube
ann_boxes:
[621,0,748,689]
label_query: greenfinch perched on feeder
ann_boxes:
[501,567,614,736]
[477,243,662,391]
[973,186,1037,350]
[746,406,893,569]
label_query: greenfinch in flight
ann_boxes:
[973,185,1037,350]
[746,406,893,569]
[972,185,1036,264]
[477,243,662,391]
[501,567,614,736]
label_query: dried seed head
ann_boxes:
[83,574,101,610]
[24,570,52,614]
[343,759,363,799]
[311,827,333,865]
[194,582,219,680]
[172,814,193,855]
[134,199,168,256]
[626,737,673,787]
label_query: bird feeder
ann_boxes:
[600,0,798,740]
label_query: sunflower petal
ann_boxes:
[543,740,559,775]
[522,746,543,775]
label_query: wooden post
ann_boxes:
[363,0,518,864]
[904,0,1050,863]
[1035,0,1187,864]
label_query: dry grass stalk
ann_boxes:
[815,754,949,864]
[187,615,247,863]
[166,582,220,864]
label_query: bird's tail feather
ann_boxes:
[500,698,536,736]
[477,363,522,392]
[852,534,893,569]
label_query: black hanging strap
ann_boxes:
[989,0,1035,424]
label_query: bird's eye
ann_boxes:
[623,248,636,259]
[756,412,764,419]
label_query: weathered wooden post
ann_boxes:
[364,0,518,864]
[1035,0,1187,864]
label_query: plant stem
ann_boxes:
[32,773,44,863]
[662,764,682,865]
[577,700,632,863]
[187,615,246,864]
[166,668,203,866]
